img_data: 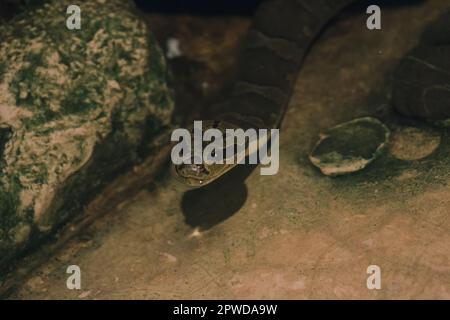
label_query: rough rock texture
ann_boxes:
[393,9,450,121]
[0,0,174,276]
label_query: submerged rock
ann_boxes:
[393,11,450,122]
[389,127,441,161]
[0,0,173,273]
[309,117,390,176]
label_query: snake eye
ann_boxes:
[175,162,210,181]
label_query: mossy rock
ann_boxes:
[0,0,174,276]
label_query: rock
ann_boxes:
[392,45,450,121]
[389,127,441,161]
[0,0,43,21]
[393,11,450,122]
[421,10,450,47]
[309,117,390,176]
[0,0,174,275]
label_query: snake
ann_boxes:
[172,0,450,188]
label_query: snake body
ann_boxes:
[212,0,356,130]
[174,0,356,186]
[173,0,450,187]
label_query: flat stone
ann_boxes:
[389,127,441,161]
[309,117,390,176]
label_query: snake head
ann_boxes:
[173,158,212,187]
[172,120,240,188]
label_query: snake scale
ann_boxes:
[173,0,450,187]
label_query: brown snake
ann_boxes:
[172,0,450,187]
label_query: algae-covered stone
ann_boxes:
[309,117,390,176]
[0,0,173,273]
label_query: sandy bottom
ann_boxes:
[11,0,450,299]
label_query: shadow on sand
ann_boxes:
[181,164,257,230]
